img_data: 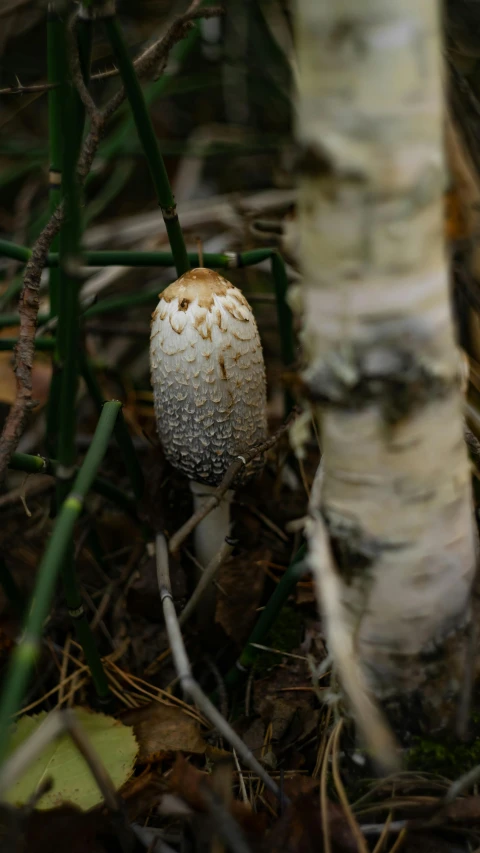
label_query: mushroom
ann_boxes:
[150,267,267,573]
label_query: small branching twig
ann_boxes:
[67,12,101,124]
[155,533,288,807]
[169,413,296,554]
[0,208,63,484]
[179,538,236,627]
[0,5,223,95]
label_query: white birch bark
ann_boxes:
[296,0,477,724]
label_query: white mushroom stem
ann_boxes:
[189,481,234,570]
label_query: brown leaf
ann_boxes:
[121,702,206,763]
[169,755,268,838]
[444,793,480,823]
[121,768,165,821]
[264,791,358,853]
[169,754,209,812]
[253,656,315,747]
[215,547,268,644]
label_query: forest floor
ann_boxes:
[2,1,480,850]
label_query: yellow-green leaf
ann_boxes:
[5,707,138,811]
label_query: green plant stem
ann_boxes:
[44,5,65,461]
[0,401,121,763]
[45,14,92,458]
[0,240,274,270]
[50,15,111,702]
[0,241,30,263]
[224,545,306,690]
[103,15,189,277]
[63,571,111,700]
[47,6,63,317]
[79,353,144,502]
[73,15,93,142]
[0,271,24,312]
[8,452,136,516]
[84,288,166,318]
[0,313,50,329]
[0,338,55,351]
[99,18,200,161]
[271,251,295,413]
[9,452,51,474]
[56,25,84,475]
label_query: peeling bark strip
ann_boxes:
[297,0,477,717]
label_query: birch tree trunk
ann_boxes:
[296,0,478,733]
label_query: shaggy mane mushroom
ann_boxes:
[150,267,268,578]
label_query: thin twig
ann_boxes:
[179,537,235,626]
[0,210,63,484]
[0,6,223,96]
[155,533,288,806]
[233,749,249,805]
[0,474,54,508]
[57,634,72,706]
[443,760,480,805]
[388,828,407,853]
[67,11,101,123]
[371,813,395,853]
[330,719,369,853]
[169,413,296,554]
[320,722,335,853]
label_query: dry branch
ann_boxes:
[0,5,223,95]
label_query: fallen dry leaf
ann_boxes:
[121,768,165,820]
[121,701,206,763]
[169,755,269,839]
[263,791,358,853]
[168,754,209,812]
[253,655,315,748]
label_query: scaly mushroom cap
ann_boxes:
[150,268,267,486]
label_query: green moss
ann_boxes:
[408,732,480,777]
[252,605,302,676]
